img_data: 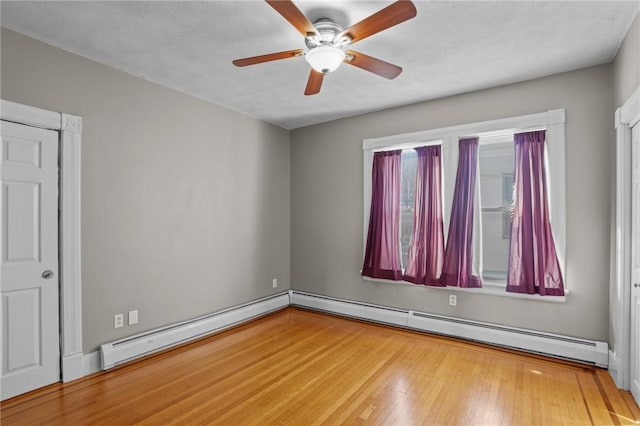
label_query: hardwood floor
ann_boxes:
[2,307,639,425]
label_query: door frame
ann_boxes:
[612,86,640,389]
[1,99,83,383]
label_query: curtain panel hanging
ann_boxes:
[441,138,483,288]
[403,145,445,286]
[507,131,564,296]
[362,150,403,280]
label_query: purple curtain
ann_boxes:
[441,138,482,288]
[362,150,402,280]
[507,131,564,296]
[403,145,445,286]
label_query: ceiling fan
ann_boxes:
[232,0,417,96]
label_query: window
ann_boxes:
[478,139,514,283]
[362,109,567,299]
[400,149,417,269]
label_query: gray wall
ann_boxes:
[613,13,639,109]
[1,29,291,353]
[291,65,613,341]
[3,17,635,353]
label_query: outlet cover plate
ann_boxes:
[114,314,124,328]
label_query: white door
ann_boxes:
[631,122,640,404]
[1,120,60,400]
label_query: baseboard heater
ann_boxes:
[290,290,608,367]
[100,292,290,370]
[100,290,608,370]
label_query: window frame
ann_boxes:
[362,109,567,302]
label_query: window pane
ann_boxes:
[400,150,417,269]
[479,142,514,282]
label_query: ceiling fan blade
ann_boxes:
[233,49,304,67]
[304,70,324,96]
[337,1,417,44]
[265,0,317,37]
[345,50,402,79]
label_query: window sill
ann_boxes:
[362,276,568,303]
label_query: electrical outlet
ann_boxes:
[272,279,278,288]
[449,294,457,306]
[114,314,124,328]
[128,310,139,325]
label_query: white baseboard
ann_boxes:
[83,351,102,377]
[608,350,626,389]
[100,292,290,370]
[61,352,84,382]
[290,290,608,367]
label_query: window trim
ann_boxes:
[362,109,567,300]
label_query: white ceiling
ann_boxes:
[1,1,638,129]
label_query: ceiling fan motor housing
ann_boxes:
[305,18,350,48]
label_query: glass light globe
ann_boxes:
[305,45,346,74]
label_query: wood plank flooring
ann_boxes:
[2,307,639,425]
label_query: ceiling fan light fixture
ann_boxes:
[305,45,345,74]
[234,0,417,94]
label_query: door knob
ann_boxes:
[635,283,640,288]
[42,270,54,279]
